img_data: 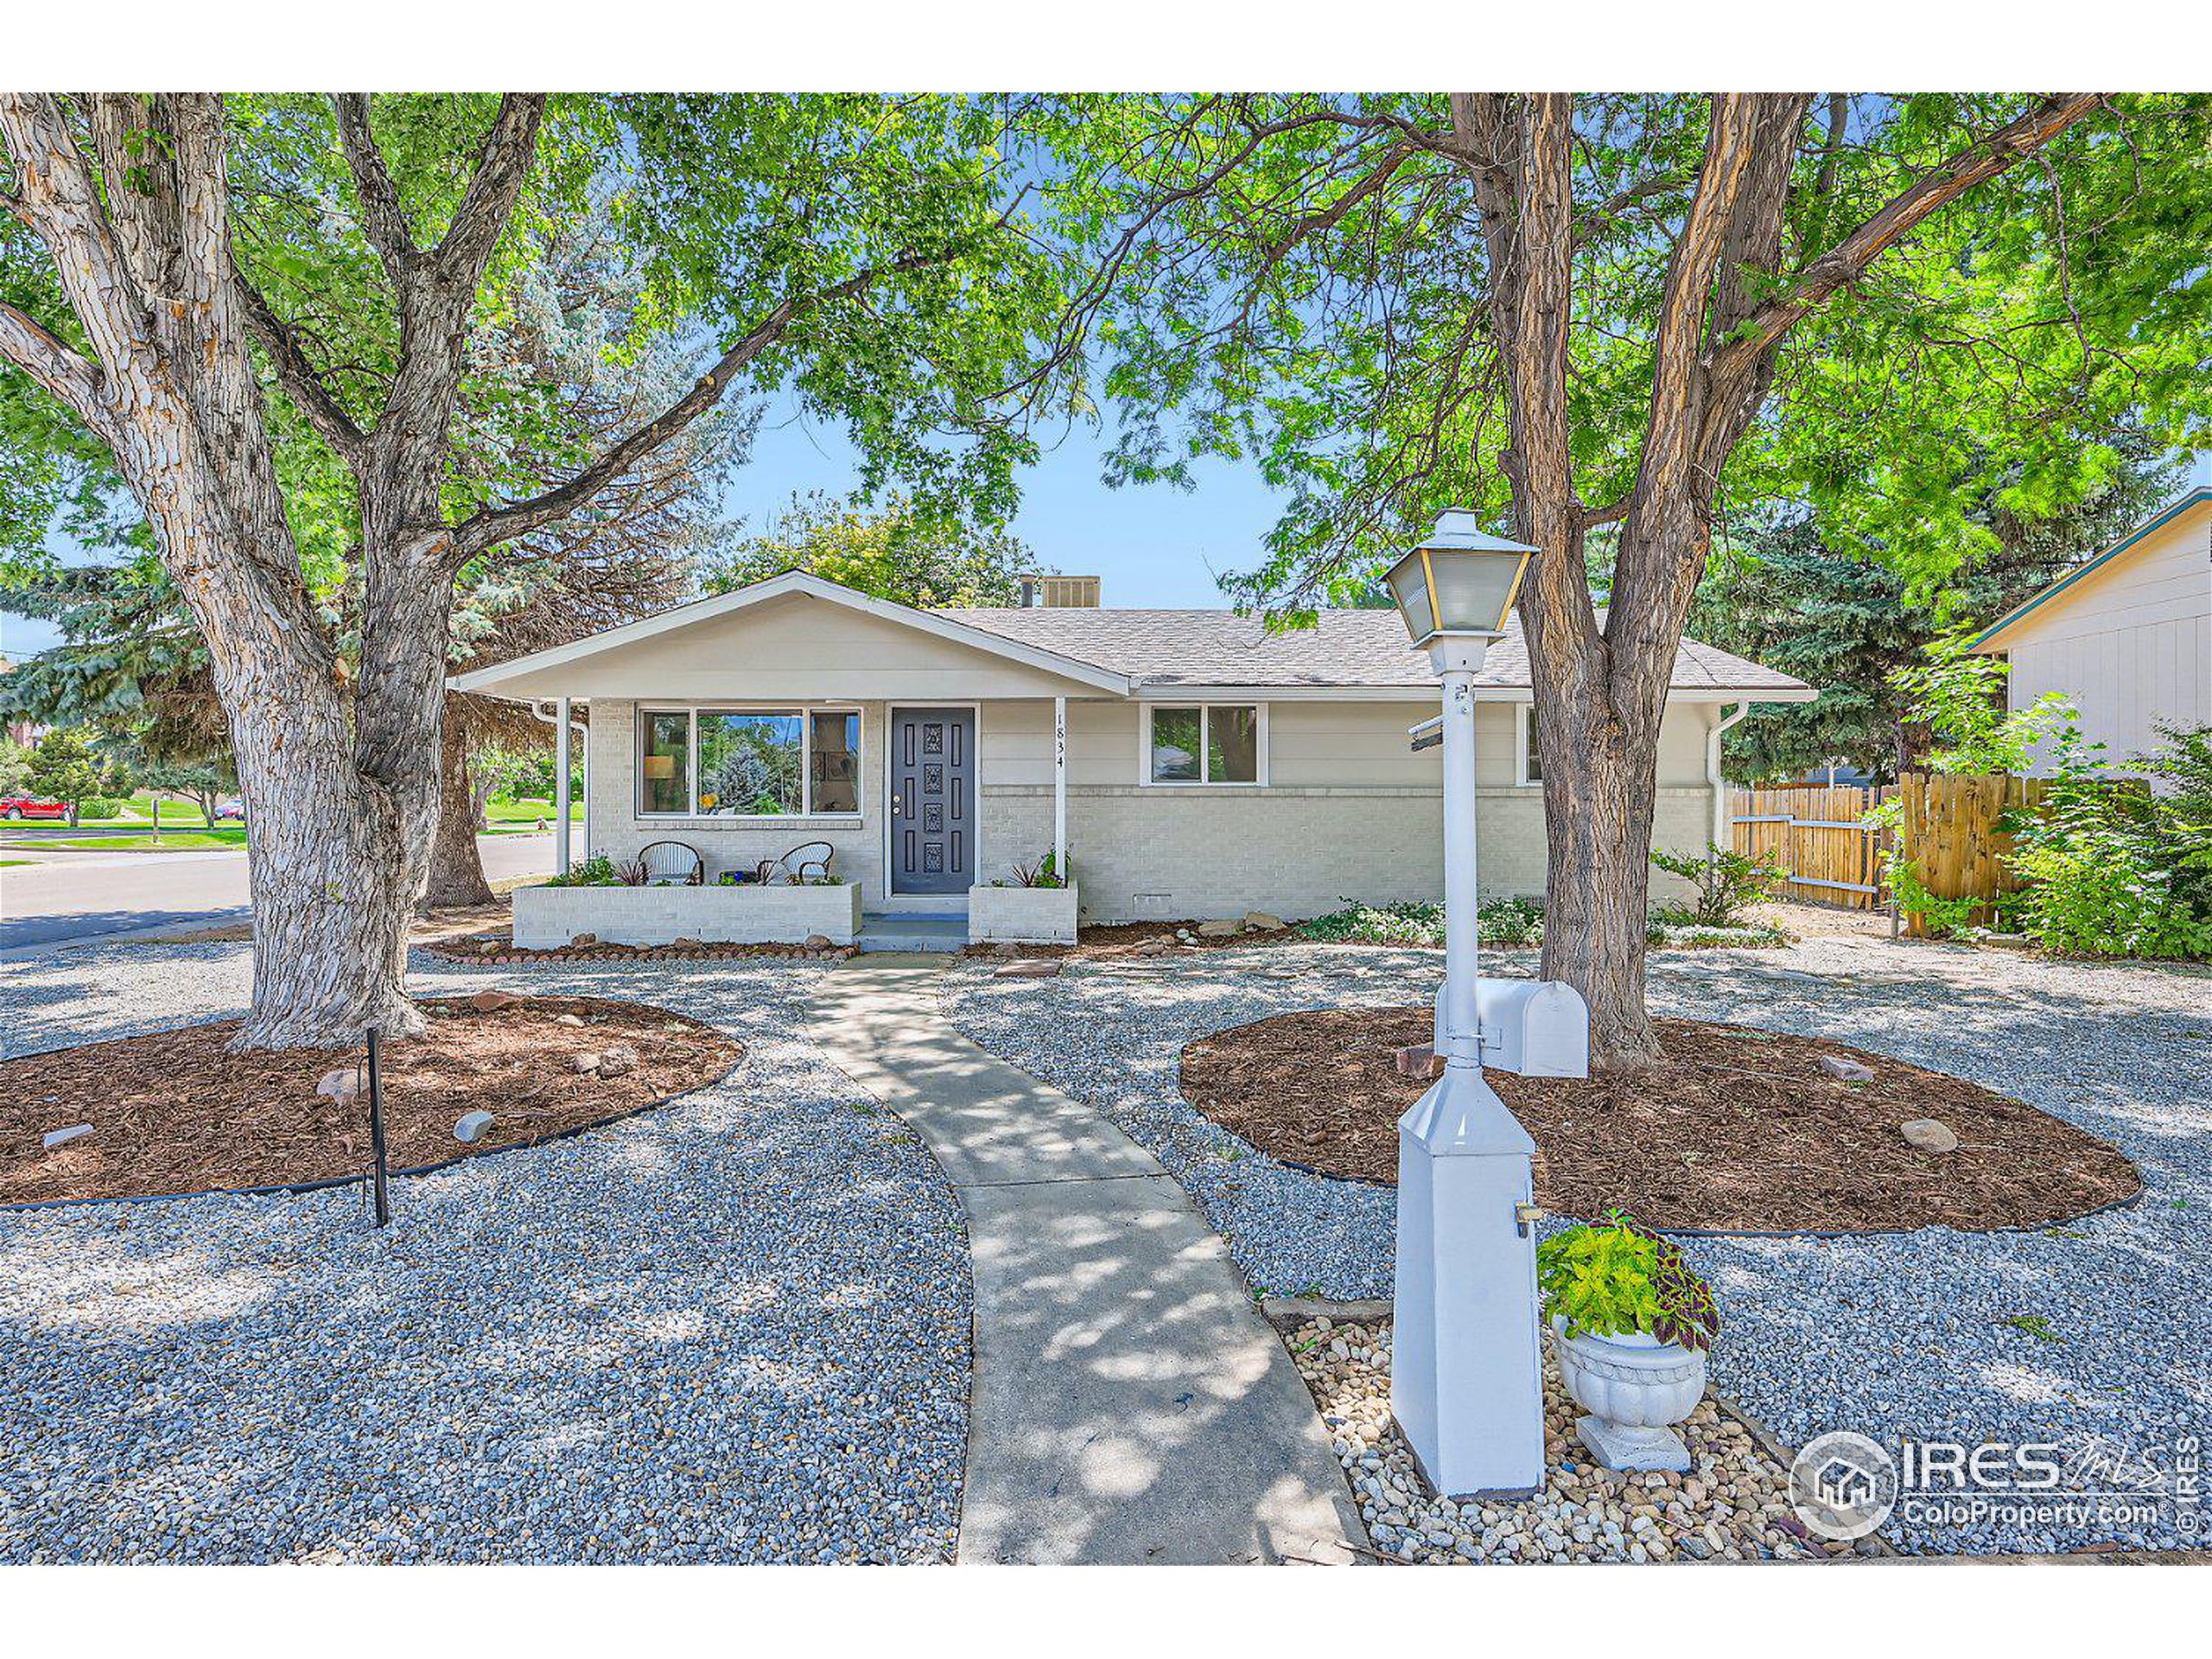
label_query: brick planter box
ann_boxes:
[967,882,1079,944]
[513,880,862,950]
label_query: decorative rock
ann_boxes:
[470,988,522,1013]
[553,1013,585,1027]
[1819,1054,1876,1083]
[1394,1042,1446,1081]
[1243,912,1287,931]
[804,934,834,950]
[41,1123,94,1150]
[569,932,599,948]
[475,939,499,956]
[1901,1118,1961,1154]
[993,958,1061,980]
[1196,918,1243,938]
[671,937,707,950]
[454,1110,495,1145]
[571,1052,602,1075]
[596,1044,639,1078]
[315,1068,359,1103]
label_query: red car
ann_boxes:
[0,794,69,822]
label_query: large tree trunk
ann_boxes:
[0,92,432,1048]
[423,710,497,909]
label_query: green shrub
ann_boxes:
[1294,897,1545,949]
[1536,1211,1720,1351]
[1649,842,1787,927]
[79,797,124,821]
[545,853,618,887]
[2006,723,2212,959]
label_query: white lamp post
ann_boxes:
[1383,509,1547,1498]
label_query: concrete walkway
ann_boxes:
[807,957,1366,1565]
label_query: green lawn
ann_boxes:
[122,794,213,827]
[11,829,247,852]
[0,859,29,868]
[486,796,582,824]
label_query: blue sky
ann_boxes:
[0,392,1290,661]
[736,393,1287,607]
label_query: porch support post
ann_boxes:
[555,695,573,878]
[1052,696,1067,878]
[578,704,591,864]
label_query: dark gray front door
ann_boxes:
[891,707,976,895]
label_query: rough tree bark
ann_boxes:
[2,93,954,1046]
[1445,92,2102,1068]
[0,92,437,1045]
[422,707,498,910]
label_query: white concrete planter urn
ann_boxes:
[1548,1319,1708,1473]
[1535,1214,1720,1474]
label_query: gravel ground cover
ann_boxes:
[1288,1316,1863,1563]
[1,943,970,1563]
[947,938,2212,1555]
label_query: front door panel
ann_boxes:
[891,708,976,895]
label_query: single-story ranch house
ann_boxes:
[450,570,1813,946]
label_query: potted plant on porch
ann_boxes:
[1536,1211,1721,1472]
[969,851,1078,944]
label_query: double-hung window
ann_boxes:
[1145,703,1264,785]
[1515,704,1542,786]
[638,708,861,817]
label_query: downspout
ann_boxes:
[1708,702,1751,851]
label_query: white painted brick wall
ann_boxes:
[512,880,862,947]
[982,785,1714,924]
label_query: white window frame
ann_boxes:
[636,704,864,821]
[1514,702,1542,787]
[1139,701,1268,787]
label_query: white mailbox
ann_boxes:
[1434,976,1590,1078]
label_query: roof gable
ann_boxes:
[1970,488,2212,653]
[449,572,1132,700]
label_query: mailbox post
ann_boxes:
[1383,512,1548,1497]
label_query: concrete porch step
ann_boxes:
[856,913,969,952]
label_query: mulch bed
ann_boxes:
[1179,1009,2140,1233]
[3,995,743,1205]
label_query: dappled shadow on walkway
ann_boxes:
[808,959,1366,1565]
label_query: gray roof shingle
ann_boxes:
[938,606,1807,694]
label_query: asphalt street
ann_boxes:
[0,833,555,953]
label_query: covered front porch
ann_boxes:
[517,693,1086,948]
[453,574,1123,947]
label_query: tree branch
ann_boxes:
[332,93,420,281]
[229,256,367,461]
[448,252,945,563]
[0,297,105,429]
[429,94,545,284]
[1716,93,2105,367]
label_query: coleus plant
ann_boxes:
[1535,1210,1722,1352]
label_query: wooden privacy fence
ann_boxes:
[1889,772,2051,936]
[1731,774,2052,930]
[1731,785,1895,910]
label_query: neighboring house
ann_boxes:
[450,571,1813,925]
[1969,455,2212,772]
